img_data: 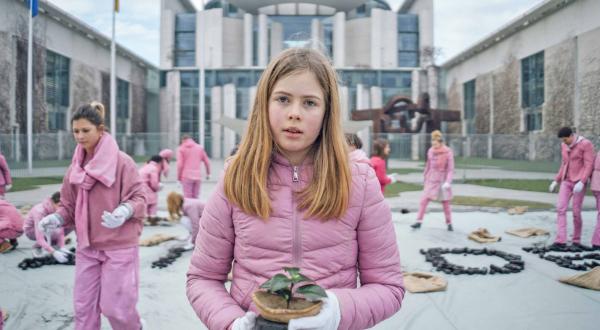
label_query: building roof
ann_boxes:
[38,0,158,69]
[442,0,578,68]
[226,0,369,13]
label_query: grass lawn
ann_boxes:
[464,179,594,196]
[384,181,423,197]
[10,176,64,192]
[454,157,559,173]
[388,168,423,175]
[448,196,554,209]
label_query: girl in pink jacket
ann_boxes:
[139,155,163,217]
[590,151,600,249]
[177,136,211,199]
[0,199,23,253]
[370,138,398,193]
[167,191,205,249]
[186,48,404,330]
[23,192,74,261]
[0,152,12,198]
[411,130,455,231]
[38,102,146,330]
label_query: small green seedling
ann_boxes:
[259,267,327,308]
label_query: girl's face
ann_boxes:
[384,144,391,156]
[432,139,442,149]
[269,70,325,165]
[72,119,103,152]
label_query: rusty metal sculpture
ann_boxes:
[350,93,461,134]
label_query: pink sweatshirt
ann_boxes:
[177,138,211,181]
[23,198,65,252]
[0,199,23,240]
[370,156,391,193]
[56,134,146,250]
[187,154,404,330]
[555,135,595,184]
[183,198,205,244]
[590,151,600,192]
[0,153,12,187]
[159,149,173,179]
[422,146,455,201]
[139,161,161,206]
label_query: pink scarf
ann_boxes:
[431,145,449,169]
[69,133,119,248]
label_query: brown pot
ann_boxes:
[252,291,322,324]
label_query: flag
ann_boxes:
[29,0,38,17]
[114,0,119,12]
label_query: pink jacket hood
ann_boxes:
[187,153,404,330]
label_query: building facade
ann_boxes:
[0,0,159,162]
[160,0,437,158]
[442,0,600,161]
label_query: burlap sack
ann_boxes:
[505,227,549,238]
[468,228,501,243]
[559,267,600,291]
[507,206,528,215]
[403,272,448,293]
[139,233,177,247]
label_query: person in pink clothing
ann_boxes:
[590,151,600,250]
[548,127,595,248]
[345,133,371,166]
[158,148,173,179]
[0,199,23,253]
[139,155,163,218]
[38,102,146,330]
[410,130,455,231]
[370,138,398,193]
[23,192,74,260]
[167,191,205,250]
[0,151,12,199]
[186,48,404,330]
[177,136,210,199]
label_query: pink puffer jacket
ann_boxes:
[187,153,404,330]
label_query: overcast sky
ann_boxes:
[47,0,543,66]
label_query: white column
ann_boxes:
[333,11,345,67]
[370,86,382,108]
[370,9,382,69]
[356,84,365,110]
[258,14,268,66]
[270,22,283,59]
[223,84,236,156]
[488,76,495,159]
[311,18,320,50]
[411,69,421,102]
[427,66,438,108]
[211,86,223,158]
[339,85,349,121]
[243,14,253,67]
[249,86,257,114]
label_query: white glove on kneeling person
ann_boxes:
[52,249,70,263]
[38,213,64,235]
[573,181,584,193]
[442,182,451,190]
[101,203,133,229]
[549,181,558,193]
[231,311,257,330]
[288,291,341,330]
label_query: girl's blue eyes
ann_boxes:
[275,96,318,107]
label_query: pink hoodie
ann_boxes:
[56,133,146,250]
[159,149,173,179]
[422,145,455,201]
[183,198,205,244]
[23,198,72,252]
[177,138,210,181]
[139,161,161,206]
[590,151,600,192]
[0,153,12,187]
[370,155,391,193]
[0,199,23,240]
[187,154,404,330]
[555,135,595,184]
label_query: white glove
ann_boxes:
[180,216,192,234]
[549,181,558,193]
[231,311,257,330]
[442,182,451,190]
[573,181,584,193]
[101,204,132,229]
[158,183,164,191]
[5,184,12,191]
[288,291,341,330]
[38,213,63,235]
[387,173,398,184]
[52,249,69,263]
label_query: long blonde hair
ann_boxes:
[224,48,351,220]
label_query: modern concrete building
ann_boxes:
[442,0,600,160]
[0,0,159,161]
[160,0,437,158]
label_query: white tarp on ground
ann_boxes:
[1,211,600,329]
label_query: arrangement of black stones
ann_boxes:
[17,247,76,270]
[421,247,525,275]
[151,247,188,269]
[522,244,600,271]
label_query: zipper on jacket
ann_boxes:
[292,165,301,265]
[292,166,299,182]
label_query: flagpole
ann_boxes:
[26,0,34,174]
[199,1,205,148]
[110,2,117,136]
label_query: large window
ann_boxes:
[175,13,196,67]
[117,79,129,134]
[463,79,476,134]
[397,14,419,67]
[180,71,199,141]
[45,50,70,131]
[521,51,544,131]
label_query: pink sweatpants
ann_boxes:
[416,197,452,224]
[555,181,586,244]
[182,179,200,199]
[146,203,157,217]
[592,191,600,246]
[74,246,140,330]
